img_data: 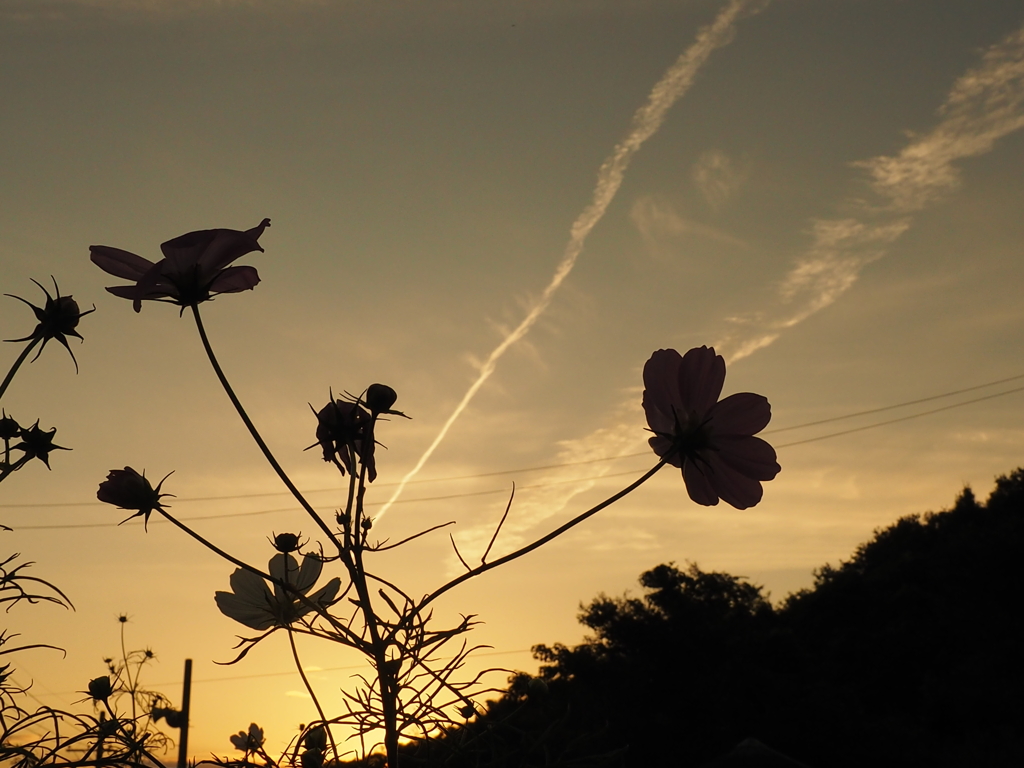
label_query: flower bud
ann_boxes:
[97,467,172,530]
[365,383,398,414]
[273,532,301,553]
[0,412,20,441]
[87,675,113,702]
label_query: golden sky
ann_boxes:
[3,0,1024,759]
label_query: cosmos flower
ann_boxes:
[96,467,173,530]
[643,346,780,509]
[230,723,265,752]
[4,278,94,372]
[90,218,270,313]
[214,553,341,632]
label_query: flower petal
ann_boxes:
[709,392,772,436]
[215,569,276,630]
[209,265,260,294]
[643,349,684,434]
[715,435,781,481]
[160,228,218,263]
[705,450,766,509]
[682,457,720,506]
[294,577,342,620]
[293,554,324,595]
[196,225,266,278]
[678,346,725,414]
[269,553,301,600]
[215,591,276,631]
[89,246,156,280]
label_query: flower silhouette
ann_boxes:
[215,553,341,631]
[90,219,270,313]
[5,278,94,371]
[230,723,265,752]
[311,397,376,481]
[643,347,780,509]
[13,421,70,470]
[96,467,173,530]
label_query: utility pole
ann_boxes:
[177,659,192,768]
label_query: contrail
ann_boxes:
[375,0,764,522]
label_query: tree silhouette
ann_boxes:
[410,467,1024,768]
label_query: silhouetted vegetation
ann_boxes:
[406,469,1024,768]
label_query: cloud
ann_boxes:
[717,23,1024,361]
[856,27,1024,212]
[375,0,767,522]
[630,196,749,252]
[692,149,747,209]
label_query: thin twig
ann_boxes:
[481,484,515,564]
[410,459,668,623]
[370,521,456,552]
[449,534,471,573]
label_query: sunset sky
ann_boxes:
[2,0,1024,760]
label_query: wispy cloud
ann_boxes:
[375,0,767,523]
[857,27,1024,212]
[630,195,749,253]
[717,23,1024,361]
[692,149,748,209]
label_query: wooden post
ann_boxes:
[177,659,192,768]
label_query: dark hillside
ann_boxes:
[402,468,1024,768]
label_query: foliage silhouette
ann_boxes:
[412,468,1024,768]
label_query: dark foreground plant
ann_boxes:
[90,221,780,767]
[1,616,181,768]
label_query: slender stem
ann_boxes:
[287,630,340,761]
[0,338,40,403]
[411,460,668,620]
[190,305,342,549]
[342,466,400,768]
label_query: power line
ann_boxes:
[11,468,652,530]
[774,385,1024,448]
[43,648,535,697]
[763,372,1024,435]
[3,372,1022,516]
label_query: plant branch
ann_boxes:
[411,459,668,621]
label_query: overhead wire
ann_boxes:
[41,647,535,697]
[4,373,1023,528]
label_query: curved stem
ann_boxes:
[287,630,339,759]
[341,469,400,768]
[0,338,40,403]
[190,305,342,549]
[410,459,668,622]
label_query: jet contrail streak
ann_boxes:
[375,0,763,522]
